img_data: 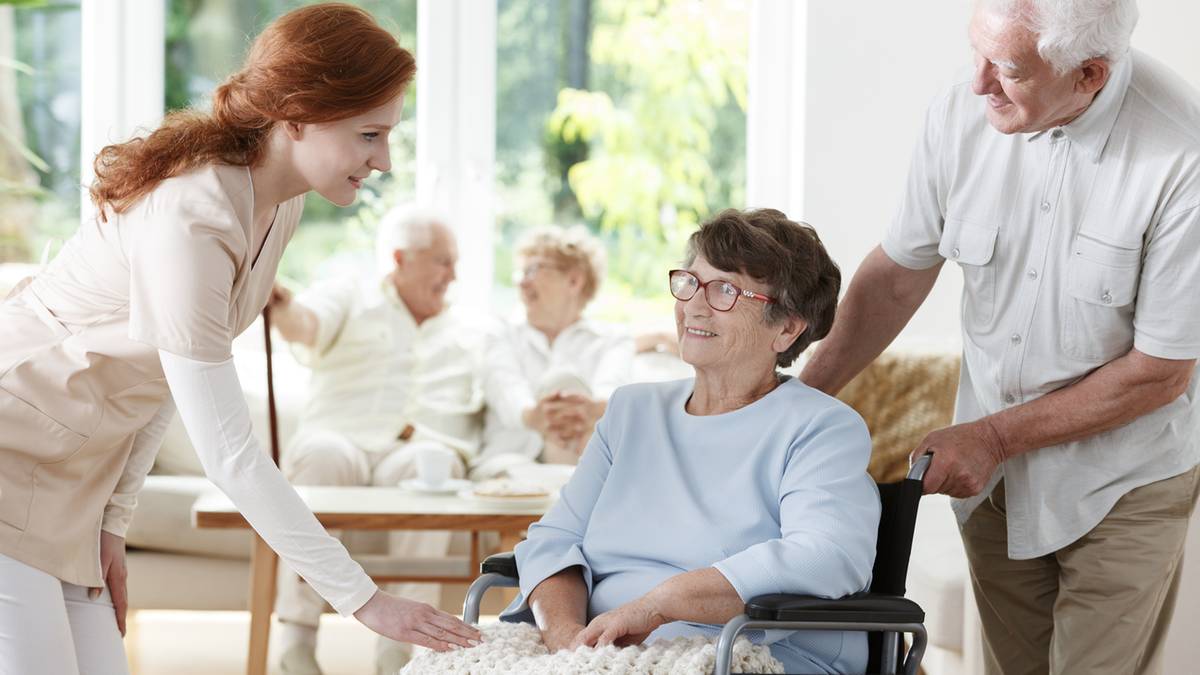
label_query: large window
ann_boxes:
[1,2,81,265]
[494,0,748,321]
[165,0,418,286]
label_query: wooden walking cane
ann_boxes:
[245,307,282,675]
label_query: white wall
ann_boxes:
[798,1,1200,669]
[800,0,1200,350]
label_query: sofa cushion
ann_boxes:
[126,550,251,611]
[126,475,253,560]
[907,494,968,652]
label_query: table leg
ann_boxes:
[247,533,278,675]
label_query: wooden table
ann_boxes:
[193,486,549,675]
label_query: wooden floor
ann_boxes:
[124,611,500,675]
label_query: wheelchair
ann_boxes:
[462,454,932,675]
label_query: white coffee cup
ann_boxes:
[413,443,455,489]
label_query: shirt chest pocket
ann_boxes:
[939,218,999,330]
[1060,234,1140,362]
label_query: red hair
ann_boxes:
[89,3,415,219]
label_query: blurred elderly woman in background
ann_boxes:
[501,209,881,674]
[473,226,635,478]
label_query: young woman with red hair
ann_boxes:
[0,4,479,672]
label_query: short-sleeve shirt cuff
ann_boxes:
[881,233,944,271]
[1134,335,1200,361]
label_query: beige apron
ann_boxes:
[0,164,300,586]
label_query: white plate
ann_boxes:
[399,478,473,495]
[456,488,553,508]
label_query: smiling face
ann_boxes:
[518,254,585,337]
[674,255,798,376]
[288,94,405,206]
[392,222,458,324]
[968,7,1106,134]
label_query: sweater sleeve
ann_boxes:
[713,405,881,601]
[505,395,618,612]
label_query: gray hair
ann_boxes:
[982,0,1139,73]
[374,204,451,273]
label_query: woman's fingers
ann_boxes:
[429,613,481,644]
[574,622,602,648]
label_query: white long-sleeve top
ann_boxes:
[160,350,377,616]
[476,318,634,473]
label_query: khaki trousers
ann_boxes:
[960,465,1200,675]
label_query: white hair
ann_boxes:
[983,0,1139,73]
[374,204,452,274]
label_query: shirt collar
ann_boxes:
[1025,54,1132,163]
[518,316,596,353]
[376,275,444,332]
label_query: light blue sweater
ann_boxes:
[503,376,881,673]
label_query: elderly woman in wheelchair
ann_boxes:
[483,208,882,674]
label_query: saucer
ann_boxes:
[400,478,472,495]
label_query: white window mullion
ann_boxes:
[746,0,806,219]
[80,0,164,224]
[417,0,496,310]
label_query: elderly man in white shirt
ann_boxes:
[266,205,483,674]
[473,225,635,479]
[802,1,1200,673]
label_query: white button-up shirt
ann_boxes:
[476,318,635,474]
[884,51,1200,558]
[292,275,484,457]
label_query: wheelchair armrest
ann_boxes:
[481,551,518,578]
[745,592,924,624]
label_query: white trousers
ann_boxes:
[0,553,130,675]
[275,430,464,633]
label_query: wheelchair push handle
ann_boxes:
[907,453,932,482]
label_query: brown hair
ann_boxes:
[516,225,607,305]
[685,208,841,368]
[89,3,415,219]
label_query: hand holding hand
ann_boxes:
[572,596,666,649]
[91,530,128,636]
[909,419,1007,498]
[354,590,481,652]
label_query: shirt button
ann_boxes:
[1051,129,1064,139]
[1027,268,1038,280]
[1101,290,1113,304]
[951,247,960,259]
[1005,393,1016,404]
[1040,201,1051,212]
[1010,333,1022,345]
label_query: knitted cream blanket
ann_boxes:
[400,621,784,674]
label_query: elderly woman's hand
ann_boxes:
[571,596,667,649]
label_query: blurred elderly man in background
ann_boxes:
[267,205,484,674]
[473,226,635,479]
[802,1,1200,673]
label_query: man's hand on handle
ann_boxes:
[909,419,1007,498]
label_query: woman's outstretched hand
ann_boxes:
[571,596,666,649]
[353,590,481,652]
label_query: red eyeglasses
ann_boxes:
[668,269,775,312]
